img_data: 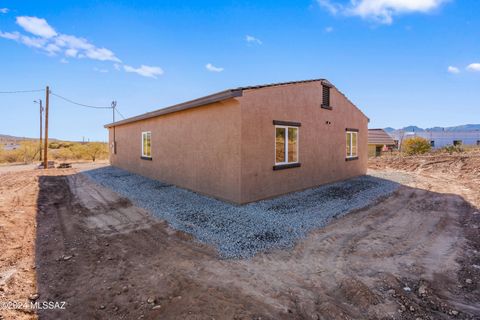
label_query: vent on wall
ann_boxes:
[321,83,332,110]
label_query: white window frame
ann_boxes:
[141,131,152,158]
[346,131,358,158]
[274,125,299,165]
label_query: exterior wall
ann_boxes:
[108,99,242,203]
[368,144,378,157]
[390,131,480,149]
[239,82,369,203]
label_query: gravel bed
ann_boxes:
[83,167,401,258]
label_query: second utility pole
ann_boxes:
[43,86,49,169]
[38,99,43,161]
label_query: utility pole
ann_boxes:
[43,86,49,169]
[111,100,117,154]
[34,99,43,161]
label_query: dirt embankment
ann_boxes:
[0,154,479,319]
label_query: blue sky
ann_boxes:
[0,0,479,141]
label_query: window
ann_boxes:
[141,131,152,159]
[275,125,299,165]
[321,84,332,109]
[346,130,358,159]
[453,140,462,146]
[477,140,480,146]
[430,140,435,147]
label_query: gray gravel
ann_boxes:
[83,167,401,258]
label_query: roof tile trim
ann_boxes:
[104,78,366,128]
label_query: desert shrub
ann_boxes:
[52,147,75,161]
[83,142,108,162]
[443,144,464,154]
[402,137,431,155]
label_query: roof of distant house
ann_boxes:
[368,129,395,145]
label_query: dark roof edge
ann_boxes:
[104,89,243,128]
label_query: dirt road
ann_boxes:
[0,154,479,319]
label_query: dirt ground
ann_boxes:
[0,153,479,319]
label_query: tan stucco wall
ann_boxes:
[107,81,368,204]
[108,99,242,203]
[239,82,368,203]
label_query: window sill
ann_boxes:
[140,156,152,161]
[345,157,359,161]
[273,163,301,170]
[321,104,333,110]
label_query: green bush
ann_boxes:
[443,144,464,154]
[402,137,431,155]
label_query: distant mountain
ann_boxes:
[384,124,480,132]
[402,125,424,132]
[0,134,58,141]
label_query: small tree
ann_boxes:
[402,137,431,155]
[84,142,108,162]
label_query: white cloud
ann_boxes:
[466,63,480,72]
[0,31,20,40]
[246,35,262,45]
[325,26,334,33]
[0,8,9,14]
[65,48,78,57]
[1,15,164,79]
[93,67,109,73]
[318,0,341,14]
[16,16,57,38]
[123,65,164,78]
[318,0,448,24]
[447,66,460,74]
[60,58,68,64]
[206,63,224,72]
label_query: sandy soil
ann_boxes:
[0,153,479,319]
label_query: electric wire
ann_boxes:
[50,92,112,109]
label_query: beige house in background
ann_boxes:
[105,79,369,204]
[368,129,396,157]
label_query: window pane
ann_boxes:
[143,134,146,156]
[346,132,351,157]
[146,133,151,157]
[351,132,357,157]
[288,127,298,163]
[275,127,286,163]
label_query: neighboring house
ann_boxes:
[105,79,369,204]
[368,129,395,157]
[389,130,480,149]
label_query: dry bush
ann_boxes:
[0,140,108,164]
[402,137,431,156]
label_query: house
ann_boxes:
[389,130,480,149]
[104,79,369,204]
[368,129,395,157]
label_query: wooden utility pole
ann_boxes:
[111,101,117,154]
[38,99,43,161]
[43,86,49,169]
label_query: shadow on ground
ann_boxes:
[33,172,480,319]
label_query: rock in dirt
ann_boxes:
[466,279,473,284]
[62,255,73,261]
[152,305,161,310]
[403,286,411,292]
[29,293,39,301]
[418,285,427,296]
[147,297,155,304]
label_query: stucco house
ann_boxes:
[105,79,369,204]
[368,129,395,157]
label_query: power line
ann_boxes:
[0,89,44,94]
[115,108,126,119]
[50,91,112,109]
